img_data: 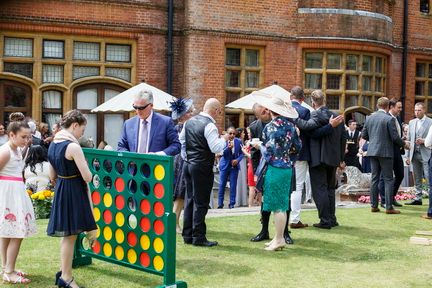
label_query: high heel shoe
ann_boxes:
[58,276,85,288]
[55,271,62,285]
[264,239,275,247]
[264,242,286,251]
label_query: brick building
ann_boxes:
[0,0,432,145]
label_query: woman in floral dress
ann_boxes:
[252,92,301,251]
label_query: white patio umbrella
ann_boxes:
[91,82,176,112]
[225,84,314,111]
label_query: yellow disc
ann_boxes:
[115,212,125,227]
[115,229,125,244]
[154,165,165,181]
[153,255,164,271]
[103,243,112,257]
[115,246,124,260]
[103,226,113,241]
[96,225,100,238]
[103,193,113,207]
[93,207,101,222]
[140,235,150,250]
[153,237,164,254]
[127,249,137,264]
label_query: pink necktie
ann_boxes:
[138,120,148,153]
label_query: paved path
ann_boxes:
[206,201,369,218]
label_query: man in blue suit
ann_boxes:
[117,89,180,156]
[218,126,244,209]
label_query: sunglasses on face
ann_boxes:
[133,103,152,111]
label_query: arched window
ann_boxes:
[42,90,63,130]
[74,84,126,147]
[0,80,32,125]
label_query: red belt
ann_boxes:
[0,176,23,182]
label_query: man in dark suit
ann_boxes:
[117,89,180,156]
[362,97,408,214]
[295,90,346,229]
[343,120,361,170]
[379,98,405,207]
[218,126,244,209]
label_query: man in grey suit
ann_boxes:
[295,90,346,229]
[406,102,432,205]
[362,97,408,214]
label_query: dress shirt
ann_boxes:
[389,111,401,136]
[179,112,226,160]
[137,110,153,154]
[424,126,432,148]
[416,115,426,134]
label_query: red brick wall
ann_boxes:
[2,0,432,126]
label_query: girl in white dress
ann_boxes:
[0,113,36,284]
[24,145,50,193]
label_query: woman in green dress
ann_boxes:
[253,91,301,251]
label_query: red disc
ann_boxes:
[140,199,150,215]
[154,183,164,199]
[92,191,101,205]
[103,210,113,224]
[140,252,150,267]
[114,178,125,192]
[153,202,165,217]
[115,195,125,210]
[140,217,150,232]
[153,219,164,235]
[92,240,101,254]
[127,232,138,247]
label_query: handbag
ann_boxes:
[255,162,268,194]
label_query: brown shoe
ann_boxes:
[371,207,380,212]
[421,215,432,220]
[385,209,401,214]
[290,221,309,229]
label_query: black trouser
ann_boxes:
[182,162,214,243]
[309,164,337,226]
[379,151,404,204]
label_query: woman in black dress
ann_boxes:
[170,98,194,234]
[47,110,96,288]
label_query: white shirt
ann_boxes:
[389,111,401,136]
[424,126,432,148]
[179,112,226,160]
[416,115,426,134]
[137,110,153,154]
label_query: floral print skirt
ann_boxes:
[0,180,37,238]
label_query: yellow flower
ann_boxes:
[422,178,427,184]
[26,190,33,196]
[50,192,55,197]
[43,190,52,197]
[31,194,38,199]
[38,194,46,200]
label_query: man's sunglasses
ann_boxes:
[133,103,152,111]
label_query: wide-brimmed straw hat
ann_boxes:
[169,98,194,120]
[252,91,298,119]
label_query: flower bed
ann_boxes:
[26,183,54,219]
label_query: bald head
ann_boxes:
[204,98,222,118]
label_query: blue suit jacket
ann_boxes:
[292,101,311,162]
[117,112,180,156]
[218,137,244,171]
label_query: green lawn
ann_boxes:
[17,205,432,287]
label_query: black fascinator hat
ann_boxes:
[169,97,193,120]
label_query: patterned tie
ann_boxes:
[138,120,148,153]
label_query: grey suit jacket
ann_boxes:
[408,116,432,161]
[362,110,404,158]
